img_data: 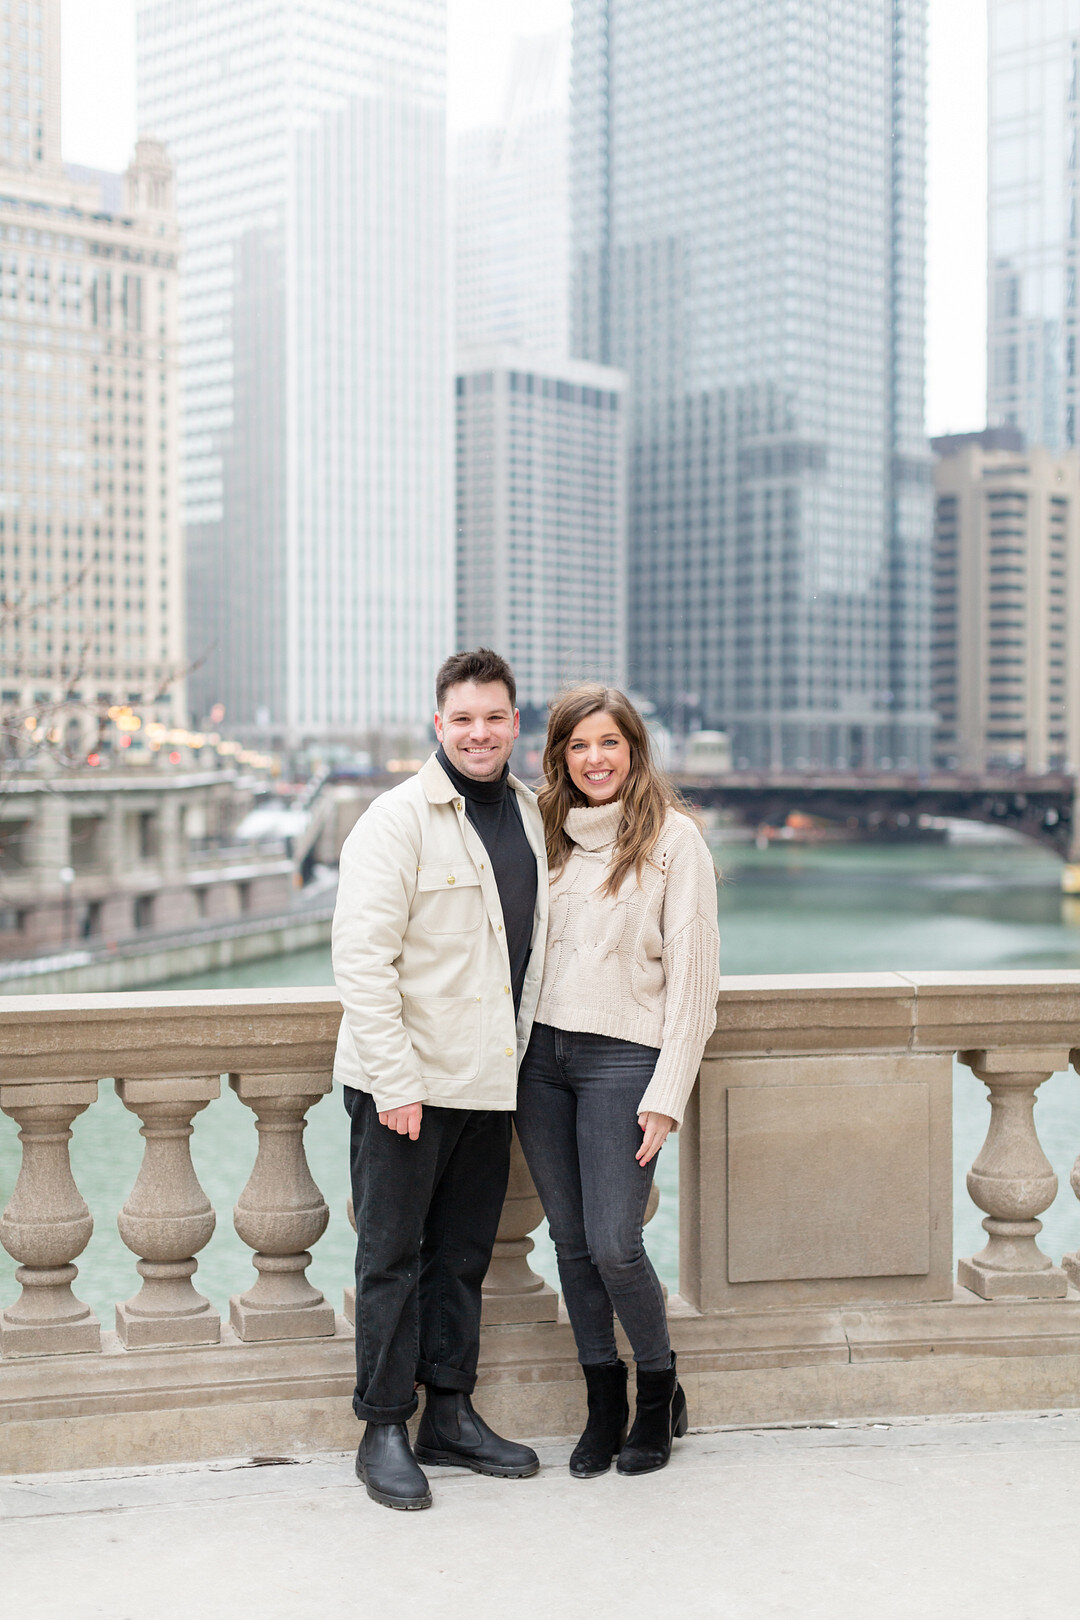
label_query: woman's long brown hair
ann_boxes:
[539,684,697,898]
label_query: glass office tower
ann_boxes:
[137,1,450,741]
[987,1,1080,451]
[572,0,933,769]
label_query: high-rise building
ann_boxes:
[0,0,60,173]
[137,0,451,743]
[571,0,933,770]
[455,348,626,716]
[987,4,1079,450]
[931,432,1080,774]
[454,30,570,358]
[0,0,184,744]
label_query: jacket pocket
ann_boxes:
[402,993,482,1081]
[414,864,484,934]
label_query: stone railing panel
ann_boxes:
[0,1078,101,1356]
[114,1075,221,1348]
[681,1049,953,1313]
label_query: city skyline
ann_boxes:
[60,0,988,442]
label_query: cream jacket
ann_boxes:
[332,753,547,1111]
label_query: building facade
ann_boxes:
[137,0,451,742]
[987,1,1080,450]
[931,433,1080,774]
[454,30,569,359]
[571,0,933,770]
[456,348,626,716]
[0,0,184,750]
[0,764,292,953]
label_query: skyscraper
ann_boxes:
[987,4,1079,451]
[571,0,933,770]
[456,348,626,715]
[454,29,570,358]
[0,0,184,743]
[137,0,451,742]
[931,432,1080,774]
[0,0,59,173]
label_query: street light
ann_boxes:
[59,865,75,945]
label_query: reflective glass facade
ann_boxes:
[137,0,450,738]
[456,349,626,712]
[987,0,1080,451]
[571,0,933,769]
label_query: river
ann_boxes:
[3,835,1080,1323]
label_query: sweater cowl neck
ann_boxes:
[565,800,624,851]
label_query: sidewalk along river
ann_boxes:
[3,836,1080,1327]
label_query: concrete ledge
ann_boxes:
[5,1297,1080,1474]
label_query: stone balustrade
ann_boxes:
[2,974,1080,1473]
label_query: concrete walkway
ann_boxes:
[3,1411,1079,1620]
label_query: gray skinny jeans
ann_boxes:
[514,1022,671,1372]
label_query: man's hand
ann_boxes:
[636,1110,674,1165]
[378,1102,423,1140]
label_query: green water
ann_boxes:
[2,836,1080,1324]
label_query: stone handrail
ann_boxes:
[2,974,1080,1469]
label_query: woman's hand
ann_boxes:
[636,1110,674,1165]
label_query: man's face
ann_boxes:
[434,681,519,782]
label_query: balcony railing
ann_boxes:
[2,974,1080,1473]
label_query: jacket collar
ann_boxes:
[418,750,533,806]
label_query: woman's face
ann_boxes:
[565,711,632,805]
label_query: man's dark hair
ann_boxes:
[435,648,517,712]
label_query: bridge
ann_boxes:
[672,769,1080,861]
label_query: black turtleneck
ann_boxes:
[436,745,538,1013]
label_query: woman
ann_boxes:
[515,685,720,1478]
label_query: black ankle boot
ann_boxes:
[355,1422,432,1510]
[414,1388,539,1478]
[569,1361,629,1479]
[616,1354,688,1475]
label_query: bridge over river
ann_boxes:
[672,769,1080,861]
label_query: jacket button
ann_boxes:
[496,923,503,932]
[455,800,463,811]
[503,986,510,994]
[447,874,456,885]
[505,1047,514,1057]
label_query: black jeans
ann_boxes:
[344,1086,511,1423]
[514,1023,671,1372]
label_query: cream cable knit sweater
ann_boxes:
[534,800,720,1124]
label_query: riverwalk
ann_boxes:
[4,1410,1078,1620]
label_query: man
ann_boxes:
[333,647,547,1510]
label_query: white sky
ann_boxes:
[60,0,988,438]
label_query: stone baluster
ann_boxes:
[1063,1050,1080,1292]
[957,1049,1068,1300]
[343,1195,356,1325]
[114,1075,221,1347]
[229,1072,335,1340]
[482,1128,558,1325]
[0,1079,101,1356]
